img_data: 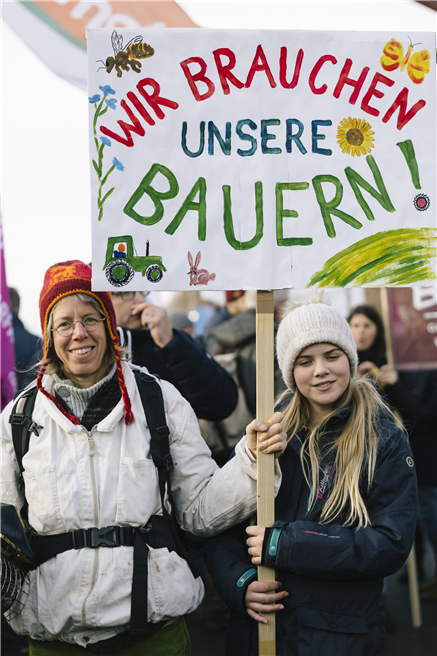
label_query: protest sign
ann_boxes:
[387,287,437,369]
[88,28,436,292]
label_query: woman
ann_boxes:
[1,260,286,655]
[204,299,417,656]
[347,305,397,386]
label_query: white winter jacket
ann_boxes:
[1,363,281,647]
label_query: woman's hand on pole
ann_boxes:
[245,580,288,623]
[245,412,287,459]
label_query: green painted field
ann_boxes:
[307,228,437,287]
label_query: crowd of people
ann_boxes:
[1,262,435,656]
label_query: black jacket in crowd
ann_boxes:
[119,327,238,421]
[357,347,436,487]
[384,369,437,487]
[203,401,417,656]
[12,314,41,392]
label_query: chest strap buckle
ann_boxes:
[72,526,135,549]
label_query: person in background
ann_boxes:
[347,304,396,382]
[201,297,233,354]
[9,287,42,392]
[207,291,285,418]
[348,304,437,601]
[169,310,194,337]
[111,291,238,422]
[384,366,437,601]
[205,291,247,356]
[204,298,417,656]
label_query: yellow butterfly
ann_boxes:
[380,38,431,85]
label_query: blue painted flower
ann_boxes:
[113,158,124,172]
[100,136,112,147]
[89,94,101,103]
[105,97,117,110]
[99,85,116,95]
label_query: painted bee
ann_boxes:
[97,30,154,78]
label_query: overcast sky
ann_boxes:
[1,1,435,334]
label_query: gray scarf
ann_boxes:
[53,362,117,421]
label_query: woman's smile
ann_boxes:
[313,380,335,390]
[69,346,94,355]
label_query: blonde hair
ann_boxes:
[279,376,403,529]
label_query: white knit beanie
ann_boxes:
[276,302,358,391]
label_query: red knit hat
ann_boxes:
[37,260,133,425]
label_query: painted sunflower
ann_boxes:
[337,117,375,157]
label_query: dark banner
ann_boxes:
[388,287,437,370]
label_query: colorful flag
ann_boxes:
[1,217,17,409]
[2,0,198,90]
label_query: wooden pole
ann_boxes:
[380,288,422,628]
[379,288,394,368]
[407,542,422,627]
[256,291,276,656]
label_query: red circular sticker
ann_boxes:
[413,194,430,211]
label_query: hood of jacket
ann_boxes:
[209,309,256,351]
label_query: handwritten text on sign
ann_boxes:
[87,29,436,291]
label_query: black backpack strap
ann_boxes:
[9,387,41,498]
[133,370,174,520]
[130,370,172,636]
[129,528,167,639]
[32,525,136,568]
[130,370,200,637]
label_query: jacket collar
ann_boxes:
[287,405,352,456]
[40,362,145,433]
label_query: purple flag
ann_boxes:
[1,217,17,409]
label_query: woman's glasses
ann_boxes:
[111,291,149,302]
[51,316,106,337]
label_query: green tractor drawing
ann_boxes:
[103,235,167,286]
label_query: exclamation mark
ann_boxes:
[396,139,421,189]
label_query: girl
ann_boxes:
[204,299,417,656]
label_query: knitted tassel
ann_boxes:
[114,345,134,425]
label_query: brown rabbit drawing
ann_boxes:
[187,251,216,286]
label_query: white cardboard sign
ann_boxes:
[88,28,436,291]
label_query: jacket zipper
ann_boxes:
[81,427,99,626]
[295,433,313,510]
[296,431,331,512]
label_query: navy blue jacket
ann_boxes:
[12,315,41,392]
[203,404,417,656]
[121,327,238,422]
